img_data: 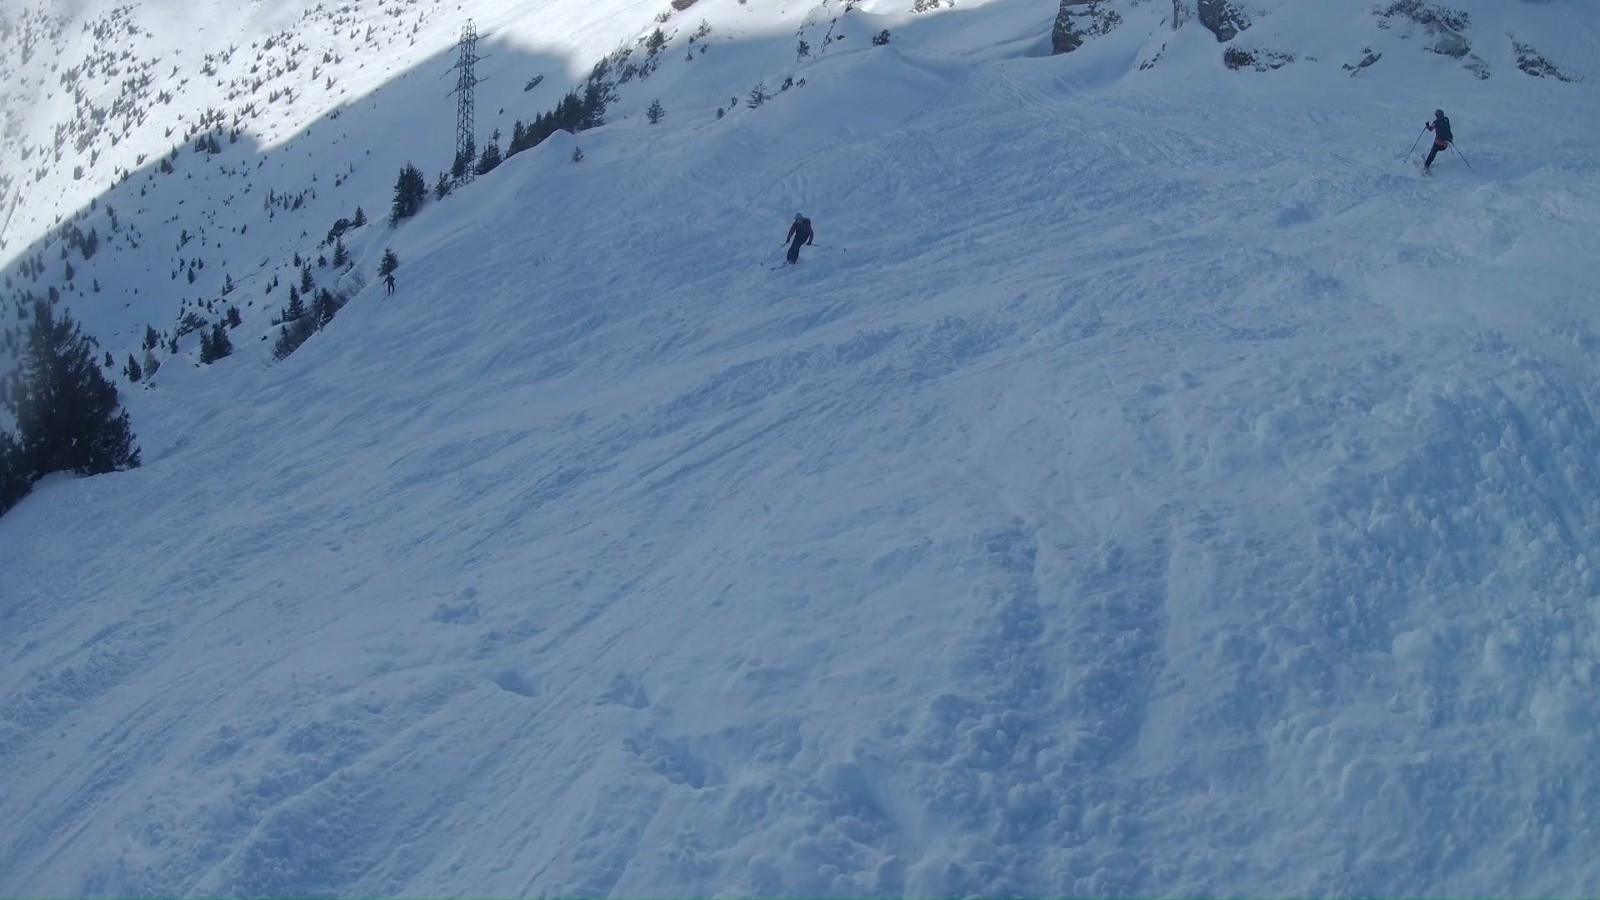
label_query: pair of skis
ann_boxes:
[766,244,843,270]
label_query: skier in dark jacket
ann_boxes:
[785,213,814,264]
[1424,109,1453,173]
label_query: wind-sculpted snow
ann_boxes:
[3,0,1600,896]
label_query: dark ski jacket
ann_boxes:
[787,217,814,245]
[1427,115,1453,144]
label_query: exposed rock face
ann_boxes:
[1375,2,1486,75]
[1197,0,1250,42]
[1224,47,1293,71]
[1431,28,1470,58]
[1051,0,1088,54]
[1052,0,1122,55]
[1342,48,1382,76]
[1513,38,1582,82]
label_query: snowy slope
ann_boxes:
[5,0,1600,895]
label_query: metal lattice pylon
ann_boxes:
[449,21,481,184]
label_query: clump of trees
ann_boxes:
[199,322,233,364]
[0,303,141,518]
[505,83,610,157]
[273,286,345,361]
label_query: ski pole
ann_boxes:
[1402,126,1427,161]
[1452,143,1476,173]
[810,243,847,251]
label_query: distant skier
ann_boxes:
[384,271,396,295]
[785,213,814,265]
[1423,109,1453,174]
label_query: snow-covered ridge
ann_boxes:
[2,0,1591,380]
[3,0,1600,895]
[1,0,926,379]
[1056,0,1595,87]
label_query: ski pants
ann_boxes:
[787,236,808,264]
[1425,139,1449,169]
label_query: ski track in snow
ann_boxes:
[5,0,1600,895]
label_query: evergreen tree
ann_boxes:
[284,285,305,321]
[125,353,143,383]
[647,99,665,124]
[144,325,160,351]
[476,139,502,176]
[389,163,429,224]
[352,206,367,227]
[9,302,140,480]
[274,315,316,360]
[452,143,475,181]
[199,327,215,363]
[0,430,30,518]
[435,171,451,201]
[509,121,531,156]
[582,83,609,129]
[300,265,314,294]
[226,306,241,328]
[313,288,339,327]
[379,248,400,279]
[332,237,349,268]
[207,323,232,362]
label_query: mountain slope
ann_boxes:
[4,0,1600,895]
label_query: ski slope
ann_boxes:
[4,0,1600,895]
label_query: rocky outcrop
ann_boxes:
[1375,2,1486,77]
[1223,47,1293,71]
[1052,0,1122,55]
[1197,0,1250,42]
[1430,28,1470,59]
[1342,48,1382,76]
[1513,38,1582,82]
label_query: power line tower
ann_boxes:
[449,20,483,184]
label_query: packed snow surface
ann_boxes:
[3,0,1600,895]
